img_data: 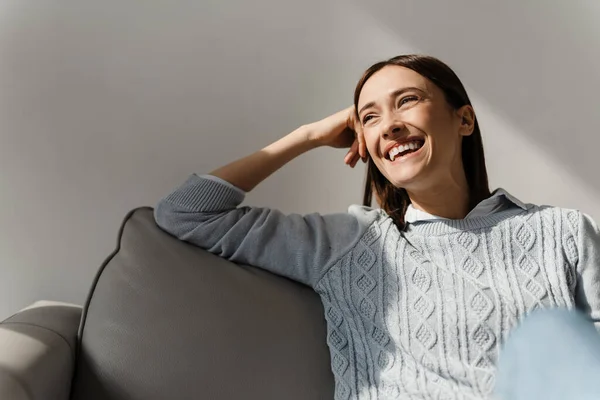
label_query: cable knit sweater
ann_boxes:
[154,174,600,400]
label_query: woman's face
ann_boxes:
[357,66,474,191]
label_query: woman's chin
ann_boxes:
[385,167,424,187]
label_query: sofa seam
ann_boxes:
[1,321,74,360]
[77,207,148,345]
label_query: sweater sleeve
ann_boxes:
[154,174,379,287]
[575,212,600,330]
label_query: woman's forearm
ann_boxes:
[209,126,318,192]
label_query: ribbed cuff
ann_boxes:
[164,174,246,212]
[200,174,246,196]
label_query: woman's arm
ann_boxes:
[209,126,316,192]
[209,106,365,192]
[155,108,376,287]
[575,212,600,329]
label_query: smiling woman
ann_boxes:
[354,55,490,228]
[154,54,600,400]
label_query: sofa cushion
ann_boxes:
[70,207,334,400]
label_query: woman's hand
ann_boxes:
[208,106,368,192]
[305,106,367,168]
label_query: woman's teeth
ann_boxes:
[389,141,423,161]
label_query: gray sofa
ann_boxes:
[0,207,334,400]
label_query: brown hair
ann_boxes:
[354,54,490,229]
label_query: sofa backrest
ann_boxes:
[70,207,334,400]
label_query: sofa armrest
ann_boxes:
[0,301,82,400]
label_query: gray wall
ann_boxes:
[0,0,598,319]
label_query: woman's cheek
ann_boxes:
[364,134,378,157]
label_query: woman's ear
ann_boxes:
[457,105,475,137]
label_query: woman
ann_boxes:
[155,55,600,399]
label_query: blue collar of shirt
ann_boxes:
[404,189,528,224]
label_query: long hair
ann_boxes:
[354,55,490,229]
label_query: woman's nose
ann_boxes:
[381,123,404,140]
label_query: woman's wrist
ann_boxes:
[292,124,323,150]
[291,125,322,152]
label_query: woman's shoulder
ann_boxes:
[523,203,598,232]
[525,203,584,217]
[490,190,588,223]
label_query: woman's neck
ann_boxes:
[407,181,471,220]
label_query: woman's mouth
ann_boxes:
[386,139,425,162]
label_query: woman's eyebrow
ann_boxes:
[358,86,424,116]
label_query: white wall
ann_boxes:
[1,0,598,319]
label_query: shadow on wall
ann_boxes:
[352,0,600,196]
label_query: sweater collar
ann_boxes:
[404,188,528,224]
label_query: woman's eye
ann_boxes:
[362,115,374,124]
[399,95,419,106]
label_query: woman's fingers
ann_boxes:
[350,152,361,168]
[356,130,366,160]
[350,111,367,160]
[345,138,369,168]
[345,139,359,164]
[344,148,355,164]
[344,150,353,165]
